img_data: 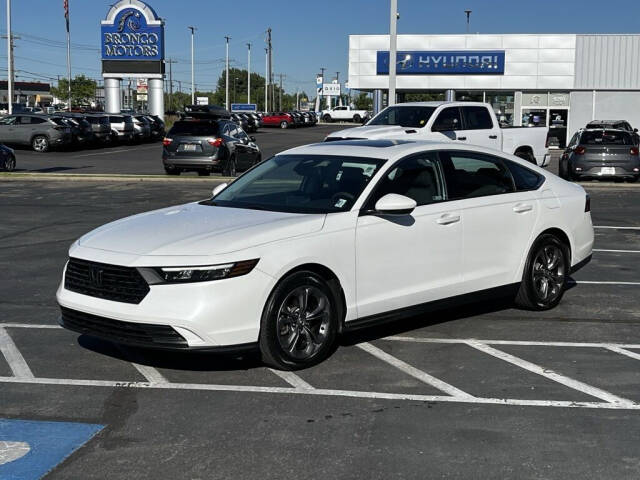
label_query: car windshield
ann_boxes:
[169,121,219,136]
[211,154,386,213]
[49,117,67,126]
[367,106,436,128]
[581,130,633,145]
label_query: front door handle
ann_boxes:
[456,136,467,141]
[437,214,461,225]
[489,134,498,139]
[513,203,533,213]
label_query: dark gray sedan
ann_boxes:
[560,129,640,182]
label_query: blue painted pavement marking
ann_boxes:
[0,419,103,480]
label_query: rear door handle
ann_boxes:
[456,137,467,141]
[489,135,498,139]
[437,214,461,225]
[513,203,533,213]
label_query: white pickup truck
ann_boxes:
[326,101,550,167]
[321,106,370,124]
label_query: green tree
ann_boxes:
[51,75,97,107]
[353,92,373,110]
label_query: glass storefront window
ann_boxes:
[486,92,515,127]
[522,108,547,127]
[455,91,484,102]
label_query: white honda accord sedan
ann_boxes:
[57,140,593,369]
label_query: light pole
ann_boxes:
[247,43,251,105]
[233,77,237,103]
[188,26,196,104]
[264,48,268,112]
[224,35,231,111]
[465,10,472,34]
[388,0,398,106]
[6,0,12,114]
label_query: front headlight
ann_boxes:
[139,259,259,285]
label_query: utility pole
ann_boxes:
[267,28,273,112]
[246,43,251,105]
[319,67,326,111]
[65,0,71,111]
[336,71,342,107]
[389,0,398,106]
[264,47,268,112]
[278,73,284,111]
[224,35,231,111]
[166,58,177,111]
[5,0,12,114]
[188,26,196,104]
[465,10,472,34]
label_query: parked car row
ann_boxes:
[261,111,318,129]
[0,112,165,152]
[560,119,640,182]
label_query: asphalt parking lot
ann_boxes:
[2,128,640,479]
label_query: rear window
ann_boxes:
[109,116,123,123]
[169,121,220,136]
[504,160,544,191]
[581,130,633,145]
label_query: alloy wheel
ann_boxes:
[531,244,566,304]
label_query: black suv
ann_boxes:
[162,119,261,176]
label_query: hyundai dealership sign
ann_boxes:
[377,51,505,75]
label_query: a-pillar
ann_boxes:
[104,77,121,113]
[148,78,165,118]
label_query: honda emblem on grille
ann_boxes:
[89,267,104,287]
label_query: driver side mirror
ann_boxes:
[374,194,416,216]
[212,183,228,197]
[432,118,458,132]
[249,136,256,142]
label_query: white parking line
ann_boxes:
[385,336,640,349]
[606,346,640,361]
[357,342,474,398]
[0,375,638,410]
[593,249,640,253]
[130,363,168,385]
[268,369,315,390]
[594,226,640,230]
[465,340,634,406]
[73,145,159,158]
[569,280,640,286]
[0,328,33,378]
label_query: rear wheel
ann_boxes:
[32,135,49,153]
[259,271,339,370]
[223,156,237,177]
[322,114,332,123]
[197,170,210,176]
[164,167,180,176]
[515,234,569,310]
[558,159,569,179]
[353,114,361,123]
[280,121,289,129]
[515,150,536,165]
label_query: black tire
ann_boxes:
[254,153,262,165]
[322,114,332,123]
[515,234,569,311]
[558,159,569,179]
[515,150,536,165]
[353,114,361,123]
[259,270,340,370]
[223,156,237,177]
[197,170,210,176]
[3,154,16,172]
[164,166,180,175]
[31,135,49,153]
[280,121,289,129]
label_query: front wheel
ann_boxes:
[223,156,237,177]
[260,271,339,370]
[322,114,332,123]
[32,135,49,153]
[3,154,16,172]
[280,121,289,129]
[515,234,569,310]
[353,114,361,123]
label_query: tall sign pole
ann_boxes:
[388,0,398,106]
[6,0,12,114]
[246,43,251,105]
[188,26,196,104]
[64,0,72,111]
[224,36,231,111]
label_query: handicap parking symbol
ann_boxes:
[0,419,103,479]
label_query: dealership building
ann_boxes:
[348,33,640,147]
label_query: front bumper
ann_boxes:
[56,265,275,349]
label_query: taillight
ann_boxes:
[630,147,639,155]
[585,194,591,212]
[575,146,586,155]
[162,137,172,146]
[207,138,223,147]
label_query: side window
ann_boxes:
[432,107,462,131]
[440,151,515,199]
[0,116,16,125]
[18,116,31,125]
[222,123,233,137]
[462,106,494,130]
[504,160,544,191]
[30,117,47,124]
[567,133,580,148]
[368,153,444,208]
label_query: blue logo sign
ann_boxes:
[231,103,258,112]
[101,6,164,61]
[377,50,505,75]
[0,419,103,479]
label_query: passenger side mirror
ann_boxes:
[249,136,256,143]
[374,194,416,216]
[634,128,638,133]
[212,183,228,197]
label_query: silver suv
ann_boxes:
[0,114,72,152]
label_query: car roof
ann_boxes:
[383,101,488,108]
[587,120,628,124]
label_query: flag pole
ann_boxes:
[65,0,71,111]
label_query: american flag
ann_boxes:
[63,0,69,31]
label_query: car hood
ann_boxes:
[328,125,412,139]
[77,202,326,257]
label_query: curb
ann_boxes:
[0,173,235,183]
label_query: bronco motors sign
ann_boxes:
[377,50,505,75]
[101,0,165,77]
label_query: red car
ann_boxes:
[261,112,295,129]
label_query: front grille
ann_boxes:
[60,307,188,349]
[65,257,150,304]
